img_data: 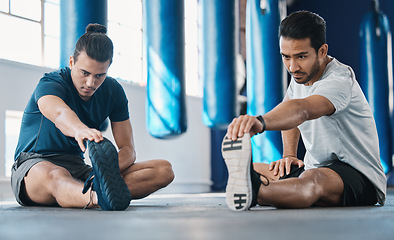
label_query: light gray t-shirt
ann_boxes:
[286,57,386,205]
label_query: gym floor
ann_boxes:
[1,189,394,240]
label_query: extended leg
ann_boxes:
[222,133,344,210]
[256,168,344,208]
[23,161,96,208]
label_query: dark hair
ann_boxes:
[73,23,113,64]
[279,11,326,53]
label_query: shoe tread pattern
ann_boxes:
[88,138,132,210]
[221,133,252,211]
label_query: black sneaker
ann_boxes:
[82,137,131,210]
[222,133,254,211]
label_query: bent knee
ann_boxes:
[48,167,72,180]
[155,160,175,186]
[46,168,73,190]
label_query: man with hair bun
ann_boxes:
[11,23,174,210]
[222,11,386,211]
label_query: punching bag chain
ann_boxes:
[373,0,381,39]
[260,0,268,15]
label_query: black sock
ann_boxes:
[250,162,261,207]
[250,161,270,207]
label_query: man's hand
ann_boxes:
[269,155,304,178]
[226,114,264,141]
[74,127,103,152]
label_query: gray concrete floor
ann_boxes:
[1,189,394,240]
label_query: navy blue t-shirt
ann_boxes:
[14,67,129,159]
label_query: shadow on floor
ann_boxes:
[1,191,394,240]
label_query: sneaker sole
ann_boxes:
[222,133,252,211]
[88,138,132,210]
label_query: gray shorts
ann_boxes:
[11,152,92,206]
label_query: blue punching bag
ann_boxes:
[360,0,393,174]
[143,0,187,138]
[199,0,238,129]
[246,0,286,163]
[60,0,107,67]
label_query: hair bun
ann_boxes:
[85,23,107,34]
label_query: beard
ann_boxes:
[291,58,321,85]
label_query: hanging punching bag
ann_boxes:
[199,0,238,129]
[246,0,286,163]
[360,0,393,174]
[143,0,187,138]
[60,0,107,67]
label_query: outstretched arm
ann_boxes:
[226,94,335,141]
[262,94,335,131]
[37,95,103,152]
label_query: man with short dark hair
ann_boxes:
[11,24,174,210]
[222,11,386,210]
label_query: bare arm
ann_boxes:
[226,94,335,140]
[37,95,103,151]
[262,94,335,131]
[268,94,305,177]
[278,93,300,158]
[281,127,300,159]
[111,119,136,173]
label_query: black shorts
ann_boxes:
[11,152,92,206]
[279,161,378,206]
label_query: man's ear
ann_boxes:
[69,56,74,69]
[319,44,328,58]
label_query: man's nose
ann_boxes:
[289,60,300,72]
[86,76,95,87]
